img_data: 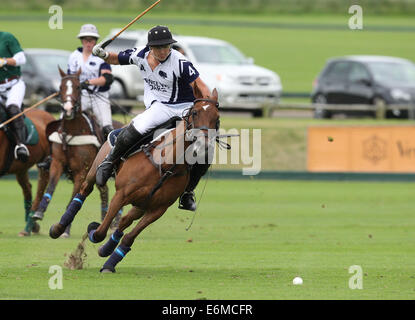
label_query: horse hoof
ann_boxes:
[32,222,40,234]
[18,230,30,237]
[100,267,115,273]
[87,221,100,234]
[49,223,65,239]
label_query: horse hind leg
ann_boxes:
[100,206,168,273]
[98,206,144,257]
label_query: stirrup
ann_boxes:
[178,191,196,212]
[14,144,30,162]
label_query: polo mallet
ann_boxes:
[0,92,59,129]
[100,0,162,49]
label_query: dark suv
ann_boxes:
[311,56,415,118]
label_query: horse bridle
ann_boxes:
[59,74,82,112]
[185,98,219,132]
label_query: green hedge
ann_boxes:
[4,0,415,14]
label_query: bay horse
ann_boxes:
[49,88,220,272]
[0,103,55,236]
[28,67,123,237]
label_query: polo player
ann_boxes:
[0,31,29,162]
[68,24,115,140]
[92,25,213,211]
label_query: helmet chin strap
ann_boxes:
[151,49,172,63]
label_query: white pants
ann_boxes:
[132,101,192,134]
[81,91,112,127]
[0,79,26,109]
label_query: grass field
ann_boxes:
[2,11,415,92]
[0,178,414,300]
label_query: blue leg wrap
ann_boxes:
[38,193,52,212]
[101,244,131,272]
[98,229,124,257]
[59,193,86,227]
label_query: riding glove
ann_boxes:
[92,45,109,60]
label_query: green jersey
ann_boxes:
[0,31,23,82]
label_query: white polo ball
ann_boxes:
[293,276,303,285]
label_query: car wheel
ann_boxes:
[313,94,331,119]
[252,109,263,118]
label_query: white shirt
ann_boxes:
[67,47,111,93]
[118,47,199,108]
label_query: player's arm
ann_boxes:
[0,51,26,68]
[92,44,120,65]
[85,69,113,87]
[103,52,120,65]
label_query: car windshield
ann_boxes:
[189,43,248,64]
[367,61,415,85]
[31,53,70,76]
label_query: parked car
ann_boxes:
[21,48,71,111]
[103,29,282,116]
[311,55,415,118]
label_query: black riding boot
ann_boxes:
[179,163,211,211]
[96,123,143,187]
[7,104,29,162]
[102,125,114,141]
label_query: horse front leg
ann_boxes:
[49,143,111,239]
[97,182,122,230]
[98,206,144,257]
[96,184,109,222]
[49,167,96,239]
[100,206,168,273]
[59,172,86,238]
[16,171,33,237]
[87,189,125,243]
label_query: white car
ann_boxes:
[104,29,282,116]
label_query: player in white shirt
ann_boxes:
[67,24,115,140]
[92,25,213,211]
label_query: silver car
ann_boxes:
[103,29,282,115]
[20,48,71,110]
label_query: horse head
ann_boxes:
[185,88,220,164]
[58,66,82,120]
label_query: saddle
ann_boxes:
[0,104,39,146]
[0,104,39,176]
[46,111,102,148]
[108,116,182,159]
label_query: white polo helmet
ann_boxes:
[77,24,100,39]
